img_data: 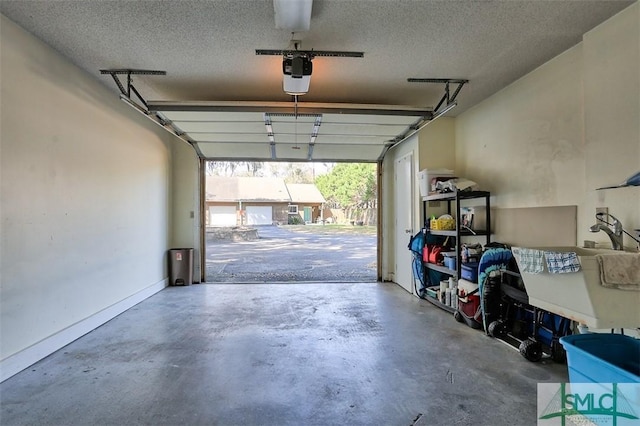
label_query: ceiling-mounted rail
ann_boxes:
[407,78,469,113]
[377,78,469,160]
[100,69,166,110]
[255,49,364,59]
[100,68,204,158]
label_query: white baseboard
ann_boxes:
[0,279,167,383]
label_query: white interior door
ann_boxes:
[394,152,414,293]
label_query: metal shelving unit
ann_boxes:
[422,190,491,311]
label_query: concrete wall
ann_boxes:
[453,3,639,250]
[0,15,199,381]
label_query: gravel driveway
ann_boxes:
[205,225,377,282]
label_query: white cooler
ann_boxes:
[418,168,454,196]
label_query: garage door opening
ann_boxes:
[204,161,378,283]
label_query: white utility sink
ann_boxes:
[514,246,640,329]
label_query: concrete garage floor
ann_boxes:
[0,283,568,425]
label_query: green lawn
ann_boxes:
[284,224,377,236]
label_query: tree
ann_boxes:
[315,163,377,209]
[206,161,264,176]
[283,163,314,183]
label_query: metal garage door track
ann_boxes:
[206,225,376,283]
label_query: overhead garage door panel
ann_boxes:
[173,122,266,133]
[319,123,408,137]
[321,113,420,126]
[312,144,382,161]
[271,122,316,135]
[273,134,321,144]
[192,133,268,143]
[246,206,272,225]
[198,143,271,158]
[209,206,237,226]
[160,111,266,122]
[314,135,389,145]
[151,103,429,161]
[272,144,309,160]
[270,115,317,124]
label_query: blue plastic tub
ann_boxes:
[560,334,640,383]
[444,256,456,270]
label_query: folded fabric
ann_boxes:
[596,253,640,290]
[544,251,581,273]
[513,247,544,274]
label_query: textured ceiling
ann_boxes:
[0,0,634,161]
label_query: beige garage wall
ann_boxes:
[0,15,196,379]
[455,44,585,209]
[170,141,201,281]
[381,134,419,284]
[418,117,456,173]
[582,2,640,247]
[454,3,639,250]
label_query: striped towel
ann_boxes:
[513,247,544,274]
[544,251,581,273]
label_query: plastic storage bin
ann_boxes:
[426,286,439,299]
[430,216,456,230]
[443,252,456,270]
[559,334,640,383]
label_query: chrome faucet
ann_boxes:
[589,212,623,250]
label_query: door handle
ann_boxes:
[405,229,413,234]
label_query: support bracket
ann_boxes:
[377,78,469,160]
[99,68,204,157]
[407,78,469,113]
[99,69,166,110]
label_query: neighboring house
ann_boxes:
[206,177,326,226]
[285,184,327,224]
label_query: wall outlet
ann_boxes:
[596,207,608,216]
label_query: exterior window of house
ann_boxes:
[288,205,298,214]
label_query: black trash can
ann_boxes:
[169,248,193,286]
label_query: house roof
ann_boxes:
[206,177,290,202]
[286,184,326,204]
[206,177,325,204]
